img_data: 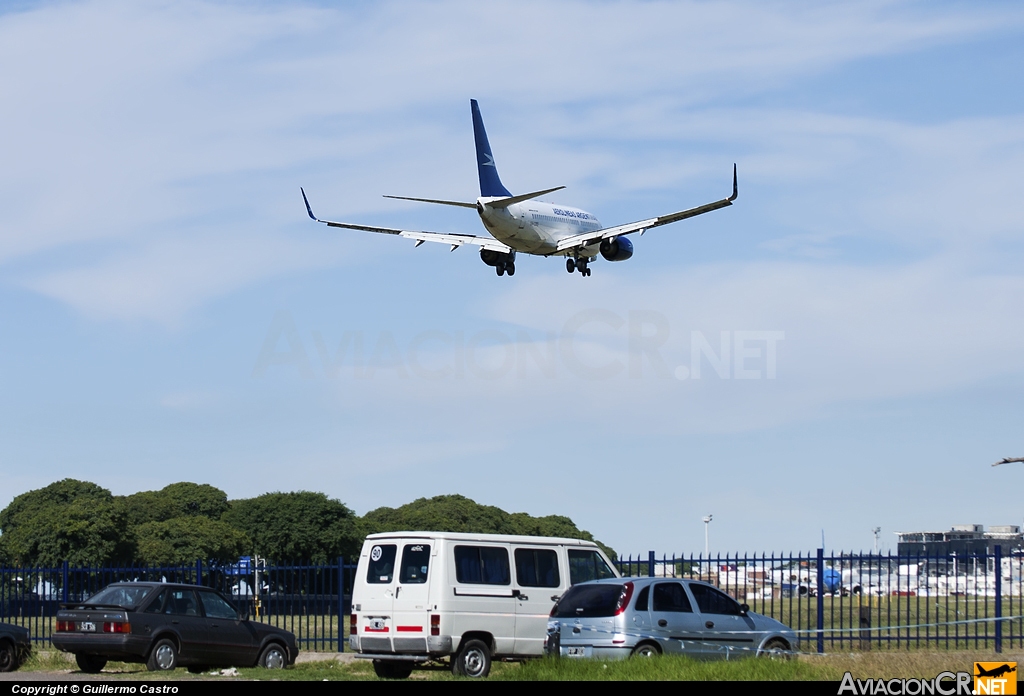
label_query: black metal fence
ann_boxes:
[0,559,357,652]
[616,547,1024,653]
[3,547,1021,654]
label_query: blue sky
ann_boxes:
[2,0,1023,556]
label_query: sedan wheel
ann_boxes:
[0,642,16,673]
[75,653,108,673]
[259,643,287,669]
[147,639,178,671]
[760,638,791,660]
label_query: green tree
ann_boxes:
[0,479,131,566]
[134,517,250,566]
[360,495,615,558]
[121,482,230,527]
[222,492,359,563]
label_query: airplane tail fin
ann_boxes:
[471,99,512,198]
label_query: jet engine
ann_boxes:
[479,248,515,267]
[599,236,634,262]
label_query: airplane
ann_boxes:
[301,99,737,278]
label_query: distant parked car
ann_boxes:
[0,622,32,672]
[545,577,797,660]
[51,582,298,673]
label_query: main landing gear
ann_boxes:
[566,257,591,277]
[496,261,515,276]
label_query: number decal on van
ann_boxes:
[370,546,383,561]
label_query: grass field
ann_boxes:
[20,649,1022,681]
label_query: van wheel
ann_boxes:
[75,653,108,673]
[452,639,491,678]
[372,660,413,679]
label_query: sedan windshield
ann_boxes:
[82,585,154,609]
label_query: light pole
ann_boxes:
[872,527,881,553]
[703,514,713,556]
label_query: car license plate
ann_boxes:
[79,622,96,632]
[565,646,589,657]
[369,618,386,631]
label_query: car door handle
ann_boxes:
[658,619,667,627]
[705,621,715,629]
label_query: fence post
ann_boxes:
[994,545,1002,654]
[61,561,68,604]
[648,551,655,578]
[337,556,345,653]
[196,559,202,586]
[816,548,824,654]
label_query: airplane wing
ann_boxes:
[301,188,511,253]
[555,164,737,254]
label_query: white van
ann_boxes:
[349,531,619,678]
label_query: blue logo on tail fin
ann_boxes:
[471,99,512,198]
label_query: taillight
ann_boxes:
[56,620,76,632]
[103,622,131,634]
[430,614,440,636]
[350,614,357,636]
[614,582,634,616]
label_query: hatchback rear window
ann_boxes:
[552,584,625,618]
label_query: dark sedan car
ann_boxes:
[0,622,32,672]
[51,582,298,673]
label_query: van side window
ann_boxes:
[514,548,560,588]
[367,544,398,584]
[454,546,510,585]
[567,550,616,585]
[399,544,431,584]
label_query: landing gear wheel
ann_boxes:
[760,638,791,660]
[506,263,515,276]
[566,258,575,273]
[76,653,108,673]
[147,638,178,671]
[630,642,661,658]
[372,660,413,679]
[584,268,592,277]
[259,643,287,669]
[496,264,505,276]
[451,639,491,678]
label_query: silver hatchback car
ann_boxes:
[545,577,797,660]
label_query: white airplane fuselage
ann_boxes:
[477,197,602,258]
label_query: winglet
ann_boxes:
[301,187,318,221]
[728,164,738,202]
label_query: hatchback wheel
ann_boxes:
[631,643,661,658]
[760,638,791,660]
[147,639,178,671]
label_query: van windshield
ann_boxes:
[400,544,430,584]
[567,550,616,585]
[367,544,397,584]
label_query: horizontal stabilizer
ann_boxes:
[485,186,566,209]
[383,195,477,209]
